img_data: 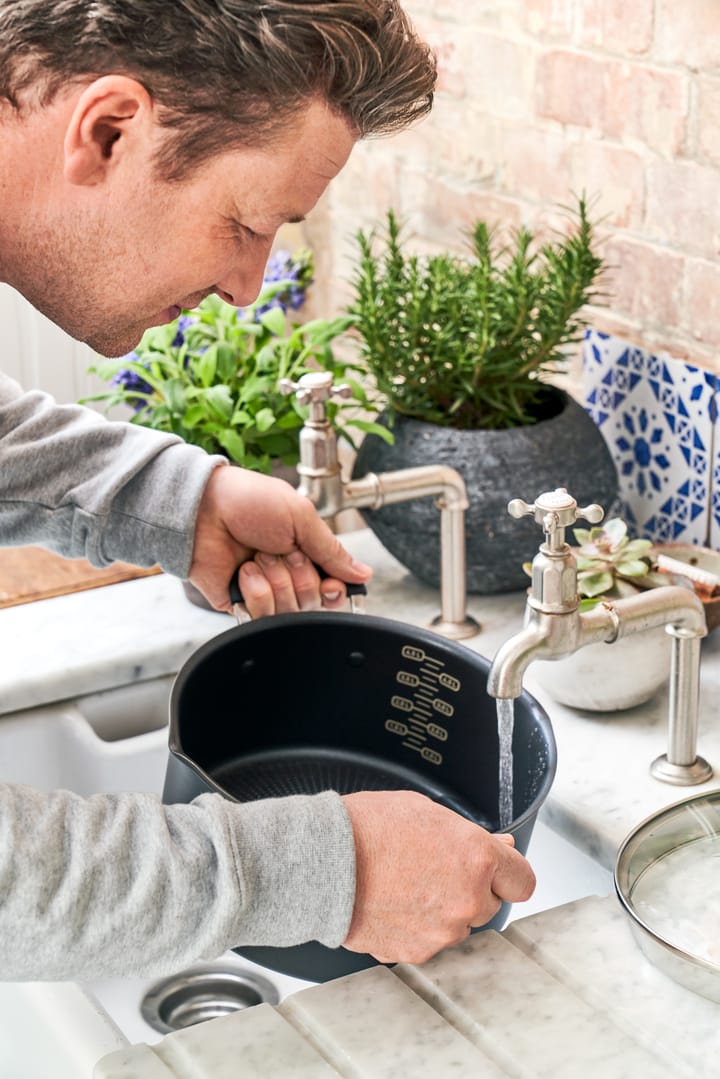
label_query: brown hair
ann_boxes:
[0,0,436,178]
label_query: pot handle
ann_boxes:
[229,564,367,623]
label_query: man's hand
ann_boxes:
[188,465,371,617]
[341,790,536,964]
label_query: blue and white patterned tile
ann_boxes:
[582,329,717,545]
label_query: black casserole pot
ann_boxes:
[163,611,556,982]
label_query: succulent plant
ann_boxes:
[571,517,667,609]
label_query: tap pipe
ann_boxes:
[595,588,709,785]
[341,464,469,512]
[651,629,712,785]
[341,466,479,639]
[298,464,480,639]
[608,585,706,642]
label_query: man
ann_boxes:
[0,0,535,979]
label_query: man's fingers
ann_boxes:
[253,553,299,613]
[283,551,327,610]
[237,561,275,619]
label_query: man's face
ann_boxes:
[12,99,355,357]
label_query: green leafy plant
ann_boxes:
[347,195,604,430]
[571,518,667,611]
[83,250,389,474]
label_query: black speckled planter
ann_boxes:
[352,388,618,595]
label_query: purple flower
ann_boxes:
[250,248,314,323]
[111,353,153,410]
[172,313,198,348]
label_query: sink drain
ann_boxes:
[140,963,280,1034]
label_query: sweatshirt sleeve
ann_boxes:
[0,371,227,577]
[0,785,357,980]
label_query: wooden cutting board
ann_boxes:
[0,545,161,608]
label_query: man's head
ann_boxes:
[0,1,435,357]
[0,0,436,181]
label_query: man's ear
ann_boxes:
[63,75,154,186]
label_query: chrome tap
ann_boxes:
[486,488,712,786]
[279,371,479,640]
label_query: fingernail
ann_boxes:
[286,551,306,568]
[351,560,372,576]
[323,590,341,602]
[241,562,260,577]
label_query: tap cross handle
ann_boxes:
[279,372,353,414]
[508,488,604,549]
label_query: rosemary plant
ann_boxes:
[348,196,604,430]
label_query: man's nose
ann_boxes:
[215,242,274,308]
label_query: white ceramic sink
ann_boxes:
[0,674,612,1072]
[0,982,126,1079]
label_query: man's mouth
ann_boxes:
[152,304,183,327]
[155,294,210,327]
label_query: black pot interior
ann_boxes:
[167,613,556,835]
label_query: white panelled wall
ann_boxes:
[1,283,121,413]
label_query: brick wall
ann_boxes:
[303,0,720,385]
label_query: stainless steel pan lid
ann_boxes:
[615,790,720,1002]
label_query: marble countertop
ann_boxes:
[96,893,720,1078]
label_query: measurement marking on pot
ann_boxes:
[391,695,414,713]
[412,703,432,718]
[390,648,454,765]
[400,739,444,765]
[420,668,443,682]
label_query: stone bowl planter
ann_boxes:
[352,388,618,595]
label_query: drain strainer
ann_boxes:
[141,963,280,1034]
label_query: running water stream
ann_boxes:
[496,698,515,831]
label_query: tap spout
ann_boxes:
[487,602,620,700]
[486,620,554,701]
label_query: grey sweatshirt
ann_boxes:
[0,372,356,979]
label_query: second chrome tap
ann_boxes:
[487,488,711,786]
